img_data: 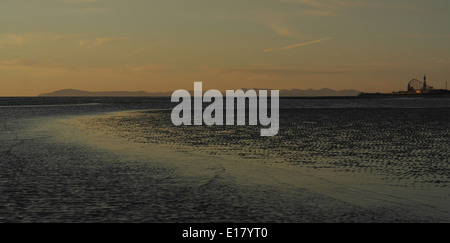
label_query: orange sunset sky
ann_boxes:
[1,0,450,96]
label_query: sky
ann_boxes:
[1,0,450,96]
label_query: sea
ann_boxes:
[0,97,449,223]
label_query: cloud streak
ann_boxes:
[57,0,102,3]
[0,58,74,78]
[79,37,131,48]
[0,33,83,47]
[277,0,427,12]
[127,39,171,57]
[263,37,330,53]
[402,33,450,39]
[92,37,130,47]
[261,21,305,38]
[75,8,108,14]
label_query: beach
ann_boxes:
[1,97,449,222]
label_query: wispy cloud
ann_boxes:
[277,0,351,16]
[0,58,170,79]
[56,0,108,14]
[98,64,168,77]
[278,0,342,9]
[199,65,384,81]
[277,0,427,12]
[0,58,73,77]
[92,37,130,47]
[253,0,428,41]
[75,8,108,14]
[0,33,83,47]
[127,39,171,57]
[0,59,65,69]
[402,33,450,39]
[263,37,330,53]
[57,0,102,3]
[261,21,305,39]
[80,37,131,47]
[0,34,131,49]
[300,9,340,16]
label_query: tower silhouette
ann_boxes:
[423,75,427,91]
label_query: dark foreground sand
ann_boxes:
[1,105,449,222]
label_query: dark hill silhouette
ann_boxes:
[280,88,361,97]
[39,88,361,97]
[39,89,172,97]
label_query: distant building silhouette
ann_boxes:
[423,75,427,91]
[361,74,450,97]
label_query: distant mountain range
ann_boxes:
[39,89,172,97]
[279,88,361,97]
[39,88,361,97]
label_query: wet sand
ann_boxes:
[0,98,450,223]
[1,106,449,222]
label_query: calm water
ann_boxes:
[1,97,449,222]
